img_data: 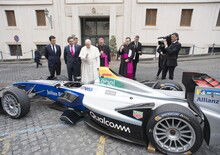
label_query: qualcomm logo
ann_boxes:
[90,111,131,133]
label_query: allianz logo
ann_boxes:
[196,97,219,104]
[90,111,131,133]
[47,90,62,96]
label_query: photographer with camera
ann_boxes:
[161,33,181,80]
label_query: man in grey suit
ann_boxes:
[64,36,82,81]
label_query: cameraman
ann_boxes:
[162,33,181,80]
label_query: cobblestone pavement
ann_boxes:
[0,57,220,155]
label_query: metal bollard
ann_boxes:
[211,43,215,55]
[192,45,195,56]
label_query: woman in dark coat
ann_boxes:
[34,49,42,68]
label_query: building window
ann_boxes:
[145,9,157,26]
[36,44,47,56]
[180,9,193,27]
[208,47,220,53]
[216,10,220,27]
[36,10,46,26]
[8,45,22,56]
[179,47,190,55]
[5,10,16,26]
[142,46,157,54]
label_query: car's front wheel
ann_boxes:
[146,104,203,154]
[1,87,30,119]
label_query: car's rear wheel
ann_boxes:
[146,104,203,154]
[153,80,183,91]
[1,87,30,119]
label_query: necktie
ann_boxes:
[70,45,74,56]
[52,45,55,53]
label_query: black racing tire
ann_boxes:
[146,104,203,154]
[1,87,30,119]
[153,80,183,91]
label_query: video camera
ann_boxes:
[157,34,172,47]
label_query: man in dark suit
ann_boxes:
[64,36,82,81]
[162,33,181,80]
[44,35,61,80]
[97,37,111,67]
[130,35,142,80]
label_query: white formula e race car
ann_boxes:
[0,67,220,154]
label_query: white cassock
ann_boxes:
[79,45,100,84]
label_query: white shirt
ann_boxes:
[50,44,57,53]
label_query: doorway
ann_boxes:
[81,17,109,46]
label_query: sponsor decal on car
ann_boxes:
[105,90,116,96]
[90,111,131,133]
[154,115,161,121]
[196,97,219,104]
[132,110,143,119]
[100,78,124,88]
[81,86,93,92]
[195,87,220,104]
[47,90,62,96]
[196,89,220,96]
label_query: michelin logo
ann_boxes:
[196,97,219,104]
[90,111,131,133]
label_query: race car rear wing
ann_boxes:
[182,72,220,145]
[182,72,220,99]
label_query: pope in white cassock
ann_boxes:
[79,39,100,84]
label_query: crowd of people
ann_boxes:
[34,33,181,84]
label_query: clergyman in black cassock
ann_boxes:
[118,37,135,79]
[44,35,61,79]
[64,36,82,81]
[97,38,111,67]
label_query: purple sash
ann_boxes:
[121,53,133,79]
[101,53,109,67]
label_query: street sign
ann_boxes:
[14,35,19,42]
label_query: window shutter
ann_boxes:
[180,9,193,26]
[5,10,16,26]
[36,10,46,26]
[146,9,157,26]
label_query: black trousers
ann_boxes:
[67,65,80,81]
[133,61,138,79]
[162,66,176,80]
[49,63,61,78]
[156,67,163,77]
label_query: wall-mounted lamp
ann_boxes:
[44,8,53,29]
